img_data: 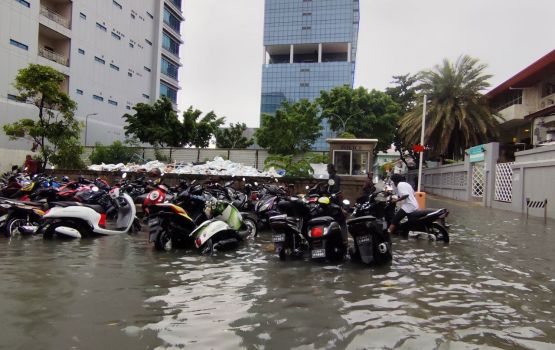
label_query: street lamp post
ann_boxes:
[328,111,365,133]
[84,112,98,147]
[417,95,427,192]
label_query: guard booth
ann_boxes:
[327,138,378,203]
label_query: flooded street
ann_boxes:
[1,197,554,349]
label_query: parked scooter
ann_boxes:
[36,174,139,238]
[270,179,348,262]
[347,191,392,265]
[354,188,449,243]
[148,190,251,254]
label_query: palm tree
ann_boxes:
[398,55,499,160]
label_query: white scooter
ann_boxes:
[38,174,139,239]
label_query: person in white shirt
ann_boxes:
[388,174,419,235]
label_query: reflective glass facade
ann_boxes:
[261,0,359,151]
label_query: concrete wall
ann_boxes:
[509,144,555,219]
[45,169,366,204]
[407,161,472,202]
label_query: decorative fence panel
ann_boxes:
[494,162,514,202]
[472,162,485,198]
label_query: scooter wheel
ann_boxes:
[200,238,215,256]
[6,216,28,237]
[429,222,449,243]
[155,230,172,251]
[242,217,258,238]
[278,248,286,261]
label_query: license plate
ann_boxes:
[148,218,159,227]
[356,234,371,245]
[272,233,285,242]
[311,248,326,258]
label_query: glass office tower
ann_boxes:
[260,0,359,151]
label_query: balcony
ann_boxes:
[38,24,70,67]
[40,5,70,29]
[38,47,68,66]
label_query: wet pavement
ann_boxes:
[1,196,554,349]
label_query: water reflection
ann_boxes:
[1,198,554,349]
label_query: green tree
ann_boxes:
[123,97,182,147]
[317,86,400,152]
[256,99,322,155]
[398,55,499,159]
[385,73,419,115]
[182,107,225,148]
[3,64,81,170]
[89,140,138,164]
[49,137,85,169]
[215,122,254,149]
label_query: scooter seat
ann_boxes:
[407,209,442,220]
[50,201,105,213]
[307,216,335,226]
[347,215,377,225]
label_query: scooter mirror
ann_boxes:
[328,179,335,186]
[92,186,99,192]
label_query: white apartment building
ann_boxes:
[0,0,183,149]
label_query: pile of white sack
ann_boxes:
[87,156,282,177]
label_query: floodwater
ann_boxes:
[1,198,554,350]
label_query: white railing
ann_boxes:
[39,47,69,66]
[40,5,70,29]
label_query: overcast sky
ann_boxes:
[178,0,555,128]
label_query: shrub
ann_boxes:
[89,141,137,164]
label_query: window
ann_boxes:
[128,72,132,77]
[162,32,179,55]
[302,12,312,16]
[301,26,311,30]
[79,12,86,19]
[145,39,152,46]
[9,39,28,51]
[160,82,177,103]
[161,57,178,79]
[110,63,119,71]
[146,11,153,19]
[129,42,134,48]
[78,48,85,54]
[144,66,151,72]
[130,13,135,19]
[111,32,121,40]
[108,99,118,106]
[76,89,83,95]
[112,0,122,9]
[93,95,104,102]
[94,56,105,64]
[163,6,181,32]
[126,105,131,110]
[168,0,182,9]
[332,150,369,175]
[142,94,150,99]
[16,0,31,8]
[96,23,107,32]
[300,82,309,87]
[7,94,19,101]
